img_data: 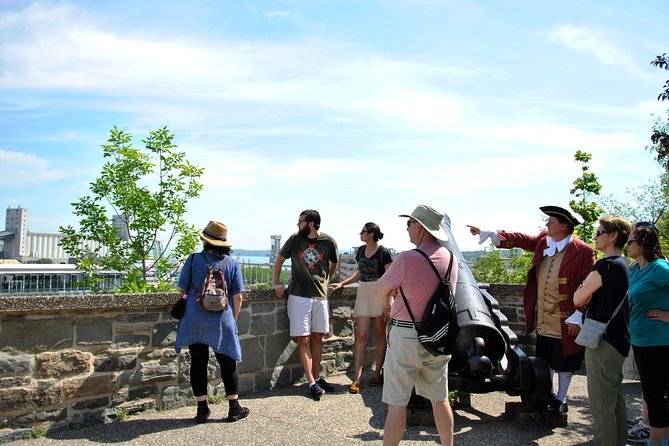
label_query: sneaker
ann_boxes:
[227,406,250,422]
[627,420,650,443]
[545,397,568,415]
[316,378,336,392]
[196,404,210,424]
[310,383,325,400]
[627,415,644,428]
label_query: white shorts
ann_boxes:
[287,295,330,337]
[382,323,450,406]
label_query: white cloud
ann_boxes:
[547,24,646,77]
[0,149,67,185]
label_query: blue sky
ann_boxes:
[1,0,667,253]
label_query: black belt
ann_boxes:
[389,318,416,329]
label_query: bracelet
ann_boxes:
[384,306,392,310]
[272,284,283,290]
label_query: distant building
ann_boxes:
[113,215,131,241]
[0,206,110,263]
[269,235,281,264]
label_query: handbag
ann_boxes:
[171,295,187,319]
[171,254,194,320]
[575,291,628,349]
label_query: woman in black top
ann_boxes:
[574,215,631,446]
[331,222,393,394]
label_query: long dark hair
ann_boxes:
[632,222,664,262]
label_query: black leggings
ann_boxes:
[188,343,239,397]
[633,345,669,428]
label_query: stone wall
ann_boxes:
[0,284,526,437]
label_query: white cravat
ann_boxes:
[543,234,572,257]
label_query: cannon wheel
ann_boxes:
[520,356,551,410]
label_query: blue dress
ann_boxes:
[175,251,245,361]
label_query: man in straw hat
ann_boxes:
[376,204,458,446]
[272,209,339,400]
[468,205,595,416]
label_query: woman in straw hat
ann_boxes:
[174,221,249,424]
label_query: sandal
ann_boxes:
[368,375,383,386]
[348,383,360,394]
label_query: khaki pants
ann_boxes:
[585,340,627,446]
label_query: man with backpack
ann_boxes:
[272,209,339,400]
[376,204,458,446]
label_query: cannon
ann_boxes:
[439,213,551,410]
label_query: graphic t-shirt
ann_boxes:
[280,232,338,299]
[355,245,393,282]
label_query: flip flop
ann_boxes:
[348,384,360,394]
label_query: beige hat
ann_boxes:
[198,221,232,247]
[399,204,449,241]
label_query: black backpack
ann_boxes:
[399,248,459,356]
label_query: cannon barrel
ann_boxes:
[439,214,508,376]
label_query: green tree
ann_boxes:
[59,126,204,291]
[649,53,669,169]
[471,247,531,285]
[569,150,603,244]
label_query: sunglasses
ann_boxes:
[594,230,610,237]
[626,239,638,245]
[406,219,418,228]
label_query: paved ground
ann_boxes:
[7,371,644,446]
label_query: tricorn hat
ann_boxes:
[399,204,449,241]
[540,206,581,226]
[198,221,232,247]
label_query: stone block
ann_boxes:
[276,310,290,331]
[117,369,142,389]
[116,313,159,323]
[63,374,115,400]
[499,306,518,323]
[36,351,91,378]
[322,337,353,354]
[238,374,255,395]
[236,311,250,334]
[140,359,178,382]
[0,376,32,388]
[161,385,194,411]
[0,317,73,351]
[77,317,112,345]
[0,353,32,375]
[238,337,264,373]
[151,322,177,347]
[330,302,353,319]
[72,396,110,410]
[113,334,150,347]
[0,385,62,412]
[331,317,354,338]
[250,313,275,335]
[117,397,155,414]
[251,302,276,314]
[128,385,156,401]
[94,353,137,373]
[14,407,66,425]
[264,335,298,368]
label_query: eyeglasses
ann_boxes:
[626,239,638,245]
[594,230,610,237]
[406,219,418,228]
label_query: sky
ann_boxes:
[1,0,668,255]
